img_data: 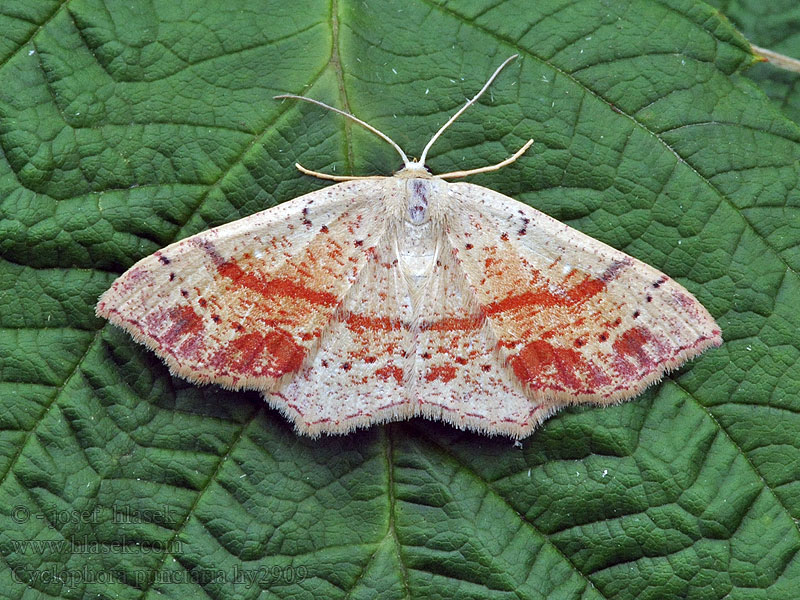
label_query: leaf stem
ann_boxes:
[751,44,800,74]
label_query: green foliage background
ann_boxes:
[1,1,799,598]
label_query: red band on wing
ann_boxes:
[154,305,203,345]
[425,365,457,383]
[375,364,404,384]
[421,315,484,331]
[219,261,338,307]
[485,276,606,315]
[346,314,403,333]
[211,329,306,378]
[612,326,665,379]
[509,339,610,393]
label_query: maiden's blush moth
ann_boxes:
[97,56,721,438]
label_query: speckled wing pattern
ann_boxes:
[97,182,389,392]
[445,183,721,422]
[98,176,721,439]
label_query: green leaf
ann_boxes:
[704,0,800,273]
[707,0,800,126]
[1,1,799,598]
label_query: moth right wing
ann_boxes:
[97,180,391,392]
[445,182,721,410]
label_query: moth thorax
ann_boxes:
[406,179,432,225]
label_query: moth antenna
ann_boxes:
[294,162,386,182]
[437,139,534,179]
[418,54,520,166]
[274,94,412,168]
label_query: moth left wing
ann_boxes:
[97,180,390,391]
[445,182,722,411]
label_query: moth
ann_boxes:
[97,56,721,438]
